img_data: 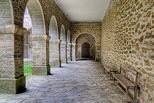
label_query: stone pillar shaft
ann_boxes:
[71,43,76,61]
[67,43,71,61]
[31,35,50,75]
[50,40,61,68]
[60,41,67,63]
[0,25,26,93]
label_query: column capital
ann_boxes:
[67,42,72,45]
[71,43,76,46]
[57,39,62,43]
[50,39,62,44]
[0,24,27,35]
[44,35,51,41]
[61,40,67,44]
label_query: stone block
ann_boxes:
[32,65,50,76]
[50,61,60,68]
[0,76,26,94]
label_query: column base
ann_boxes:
[61,59,67,64]
[0,76,26,94]
[67,57,71,62]
[72,58,76,61]
[32,65,50,75]
[50,61,61,68]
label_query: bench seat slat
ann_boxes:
[104,66,117,72]
[113,74,135,88]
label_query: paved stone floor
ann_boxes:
[0,60,127,103]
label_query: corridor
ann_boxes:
[0,61,126,103]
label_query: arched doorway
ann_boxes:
[76,34,96,60]
[82,42,90,58]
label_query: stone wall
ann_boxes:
[101,0,154,103]
[71,23,102,61]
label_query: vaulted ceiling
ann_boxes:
[55,0,111,22]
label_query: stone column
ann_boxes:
[50,39,61,68]
[0,25,26,93]
[31,35,50,75]
[24,30,30,58]
[67,43,71,61]
[60,41,67,63]
[71,43,76,61]
[95,44,101,62]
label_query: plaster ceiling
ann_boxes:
[55,0,111,22]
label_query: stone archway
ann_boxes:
[49,16,60,67]
[60,25,67,64]
[24,0,50,75]
[76,34,96,60]
[26,0,46,35]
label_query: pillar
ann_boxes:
[67,43,71,61]
[50,39,61,68]
[24,30,30,58]
[31,35,50,75]
[60,41,67,63]
[0,25,26,93]
[71,43,76,61]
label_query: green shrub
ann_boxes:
[24,61,32,79]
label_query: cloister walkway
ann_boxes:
[0,60,127,103]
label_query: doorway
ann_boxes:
[82,42,90,58]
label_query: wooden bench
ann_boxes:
[104,65,118,80]
[112,68,140,102]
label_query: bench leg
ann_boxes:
[113,78,116,83]
[134,86,137,100]
[103,68,105,74]
[109,72,112,80]
[126,88,129,100]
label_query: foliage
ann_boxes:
[24,61,32,79]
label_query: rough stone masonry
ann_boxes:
[0,0,153,103]
[101,0,154,103]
